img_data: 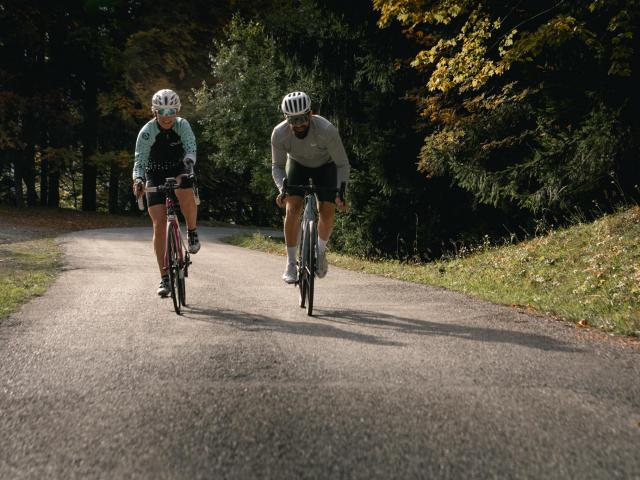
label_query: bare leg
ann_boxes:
[148,204,167,275]
[284,196,303,247]
[318,201,336,242]
[175,187,197,230]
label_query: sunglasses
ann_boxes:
[157,108,177,117]
[285,113,310,126]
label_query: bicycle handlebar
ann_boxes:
[282,178,346,202]
[137,174,196,211]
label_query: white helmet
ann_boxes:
[151,89,181,111]
[281,91,311,116]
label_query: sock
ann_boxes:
[318,238,328,254]
[287,246,297,264]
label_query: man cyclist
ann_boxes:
[272,91,350,283]
[132,88,201,297]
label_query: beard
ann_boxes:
[293,126,309,139]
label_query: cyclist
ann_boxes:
[132,88,201,297]
[271,91,350,283]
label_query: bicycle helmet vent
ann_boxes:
[281,91,311,115]
[151,89,181,111]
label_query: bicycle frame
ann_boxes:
[163,193,186,274]
[298,189,319,279]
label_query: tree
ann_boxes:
[0,0,264,212]
[196,0,469,258]
[374,0,640,220]
[194,17,284,225]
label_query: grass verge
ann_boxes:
[0,205,148,321]
[226,206,640,338]
[0,237,61,318]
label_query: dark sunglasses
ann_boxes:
[285,113,310,126]
[157,108,177,117]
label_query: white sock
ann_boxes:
[318,238,328,254]
[287,246,297,264]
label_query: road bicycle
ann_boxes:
[282,178,345,316]
[137,175,197,315]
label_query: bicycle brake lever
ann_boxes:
[339,182,346,203]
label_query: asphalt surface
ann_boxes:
[1,226,639,479]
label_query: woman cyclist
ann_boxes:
[132,89,201,297]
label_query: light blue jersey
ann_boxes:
[132,117,197,180]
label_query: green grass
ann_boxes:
[226,206,640,337]
[0,237,62,318]
[0,205,148,322]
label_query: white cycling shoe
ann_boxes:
[188,229,200,254]
[157,276,170,297]
[316,250,328,278]
[282,263,298,284]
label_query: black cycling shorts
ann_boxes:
[285,160,338,203]
[145,166,190,208]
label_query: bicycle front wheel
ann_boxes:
[167,226,181,314]
[179,252,189,306]
[298,223,307,308]
[177,266,186,307]
[306,220,316,316]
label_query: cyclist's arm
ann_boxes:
[132,121,156,181]
[175,118,197,166]
[271,131,287,192]
[326,126,350,189]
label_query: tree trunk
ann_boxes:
[40,157,49,206]
[12,152,24,207]
[108,162,120,214]
[16,149,38,207]
[48,170,60,207]
[82,75,98,211]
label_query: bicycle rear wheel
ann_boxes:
[167,226,181,314]
[306,220,316,316]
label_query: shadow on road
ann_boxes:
[180,305,577,352]
[316,308,579,352]
[181,306,403,346]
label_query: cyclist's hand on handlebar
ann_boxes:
[178,173,195,188]
[133,178,145,197]
[336,196,348,212]
[276,191,287,208]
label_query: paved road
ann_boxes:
[1,227,639,479]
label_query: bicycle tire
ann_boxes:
[167,226,181,314]
[176,245,186,307]
[178,265,186,307]
[180,252,189,306]
[306,220,316,316]
[298,221,307,308]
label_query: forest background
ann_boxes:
[2,0,638,260]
